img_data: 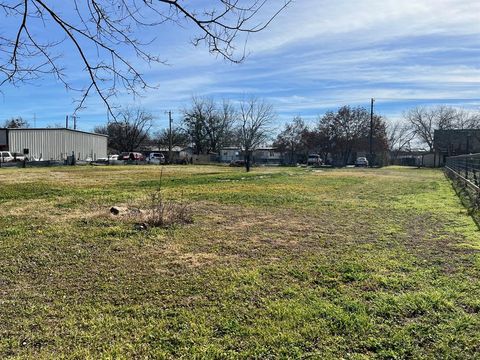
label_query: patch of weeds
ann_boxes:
[373,290,456,320]
[142,188,193,228]
[141,170,193,229]
[339,262,369,283]
[112,169,193,229]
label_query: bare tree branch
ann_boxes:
[404,106,480,152]
[238,97,274,171]
[386,119,416,161]
[0,0,291,117]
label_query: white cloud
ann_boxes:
[248,0,480,53]
[1,0,479,129]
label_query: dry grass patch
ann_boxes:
[1,165,480,359]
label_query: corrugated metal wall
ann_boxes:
[7,129,107,160]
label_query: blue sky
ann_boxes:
[0,0,479,133]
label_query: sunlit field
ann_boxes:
[1,165,479,358]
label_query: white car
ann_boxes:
[355,157,369,167]
[11,152,28,161]
[307,154,323,166]
[0,151,15,162]
[148,152,165,164]
[93,154,120,163]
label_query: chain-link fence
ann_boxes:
[445,153,480,194]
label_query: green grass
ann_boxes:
[0,165,479,359]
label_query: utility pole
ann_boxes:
[167,111,173,164]
[369,98,375,167]
[65,115,69,129]
[73,115,77,130]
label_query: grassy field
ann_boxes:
[0,165,479,359]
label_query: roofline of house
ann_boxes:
[0,127,108,138]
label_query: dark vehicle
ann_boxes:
[119,152,145,161]
[229,160,246,167]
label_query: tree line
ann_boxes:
[3,102,479,168]
[91,100,386,167]
[274,106,387,166]
[94,97,273,172]
[275,105,480,165]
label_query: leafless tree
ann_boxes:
[207,99,237,152]
[182,97,237,154]
[386,119,415,161]
[452,108,480,129]
[2,116,29,128]
[405,107,445,152]
[154,127,189,149]
[238,97,275,171]
[94,107,152,152]
[273,116,309,164]
[0,1,291,116]
[182,97,216,155]
[404,106,480,152]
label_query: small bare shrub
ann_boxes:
[142,168,193,228]
[110,169,193,229]
[143,188,193,228]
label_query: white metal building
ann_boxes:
[0,128,107,161]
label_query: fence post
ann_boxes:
[465,156,469,181]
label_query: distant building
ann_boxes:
[252,147,283,165]
[0,128,107,161]
[218,146,283,165]
[219,147,242,163]
[434,129,480,166]
[390,149,435,167]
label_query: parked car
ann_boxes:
[118,152,145,161]
[12,152,28,161]
[355,157,369,167]
[148,152,165,164]
[307,154,323,166]
[92,154,120,164]
[0,151,15,162]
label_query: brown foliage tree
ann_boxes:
[317,106,388,166]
